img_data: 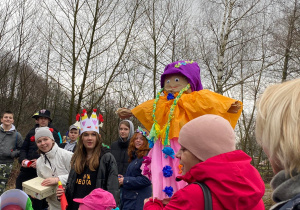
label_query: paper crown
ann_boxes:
[79,109,104,133]
[73,114,81,130]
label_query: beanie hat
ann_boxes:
[161,60,203,91]
[35,127,54,141]
[178,114,236,161]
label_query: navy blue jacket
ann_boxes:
[122,153,152,210]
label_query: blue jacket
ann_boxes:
[122,153,152,210]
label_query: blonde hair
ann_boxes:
[255,78,300,176]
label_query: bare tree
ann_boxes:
[40,0,142,124]
[132,0,190,98]
[270,0,300,82]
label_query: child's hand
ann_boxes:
[118,174,124,185]
[144,197,152,204]
[30,159,37,168]
[42,177,59,186]
[56,187,65,200]
[162,198,171,205]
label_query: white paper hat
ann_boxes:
[80,109,104,133]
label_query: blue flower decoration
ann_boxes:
[149,140,154,148]
[163,186,174,197]
[162,147,175,159]
[162,165,173,177]
[167,93,175,100]
[147,137,154,148]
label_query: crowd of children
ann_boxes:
[0,60,299,210]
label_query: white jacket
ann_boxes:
[36,143,73,210]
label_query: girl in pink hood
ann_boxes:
[144,114,265,210]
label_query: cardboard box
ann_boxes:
[22,177,56,200]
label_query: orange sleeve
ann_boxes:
[131,89,242,139]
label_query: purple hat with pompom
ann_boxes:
[161,60,203,91]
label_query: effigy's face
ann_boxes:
[164,74,191,94]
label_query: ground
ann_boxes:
[264,183,274,209]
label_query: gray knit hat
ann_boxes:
[35,127,54,141]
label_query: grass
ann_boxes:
[5,159,20,190]
[263,183,274,209]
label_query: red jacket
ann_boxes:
[144,150,265,210]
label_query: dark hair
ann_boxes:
[128,132,150,162]
[1,110,14,118]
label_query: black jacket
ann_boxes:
[19,124,61,165]
[65,147,119,208]
[111,137,130,175]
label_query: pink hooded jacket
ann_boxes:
[144,150,265,210]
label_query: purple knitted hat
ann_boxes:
[161,60,203,91]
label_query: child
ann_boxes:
[57,109,119,210]
[59,124,80,152]
[73,188,117,210]
[0,110,23,194]
[144,115,264,209]
[117,60,242,200]
[35,126,73,210]
[118,127,151,210]
[111,120,134,176]
[111,120,134,208]
[16,109,60,209]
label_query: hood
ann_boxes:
[118,120,134,142]
[99,146,111,161]
[101,145,111,155]
[0,124,16,133]
[270,170,300,203]
[177,150,265,209]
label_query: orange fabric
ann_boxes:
[131,89,242,140]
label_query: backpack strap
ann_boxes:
[14,129,19,150]
[277,193,300,210]
[192,182,212,210]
